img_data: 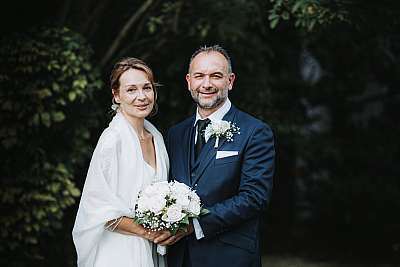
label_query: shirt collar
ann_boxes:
[193,98,231,126]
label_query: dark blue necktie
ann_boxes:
[195,119,210,159]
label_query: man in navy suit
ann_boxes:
[157,45,275,267]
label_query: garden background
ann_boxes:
[1,0,399,266]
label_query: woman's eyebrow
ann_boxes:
[125,82,151,87]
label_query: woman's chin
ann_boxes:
[122,109,151,119]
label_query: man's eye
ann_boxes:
[211,74,223,79]
[127,88,136,92]
[194,74,203,79]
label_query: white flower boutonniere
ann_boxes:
[204,120,240,148]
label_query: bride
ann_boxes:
[72,58,171,267]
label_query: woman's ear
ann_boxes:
[112,88,120,103]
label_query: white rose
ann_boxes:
[175,194,190,209]
[189,190,200,203]
[171,182,191,195]
[148,196,166,214]
[162,204,185,223]
[170,182,191,208]
[187,199,201,216]
[151,181,170,198]
[171,183,189,195]
[143,184,158,197]
[136,195,150,212]
[218,121,230,132]
[205,120,231,139]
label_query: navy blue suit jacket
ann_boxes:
[166,105,275,267]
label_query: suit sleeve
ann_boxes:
[199,123,275,238]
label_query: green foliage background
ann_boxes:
[0,27,102,266]
[0,0,399,266]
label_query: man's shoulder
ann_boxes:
[234,106,272,131]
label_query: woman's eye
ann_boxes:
[144,86,152,91]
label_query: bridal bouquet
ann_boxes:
[134,181,208,254]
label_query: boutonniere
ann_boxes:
[204,120,240,148]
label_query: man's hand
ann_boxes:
[154,223,194,245]
[134,224,169,242]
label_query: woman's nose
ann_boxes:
[136,89,146,100]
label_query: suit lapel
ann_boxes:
[191,105,238,186]
[213,106,238,150]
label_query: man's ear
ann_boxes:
[186,74,191,91]
[228,73,236,90]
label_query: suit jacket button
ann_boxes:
[194,183,198,187]
[191,173,196,177]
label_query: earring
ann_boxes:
[111,98,119,111]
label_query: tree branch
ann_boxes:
[83,0,112,37]
[100,0,154,68]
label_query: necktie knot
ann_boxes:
[197,118,210,134]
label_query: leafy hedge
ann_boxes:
[0,27,102,264]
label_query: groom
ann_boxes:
[162,45,275,267]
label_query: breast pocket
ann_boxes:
[214,155,240,166]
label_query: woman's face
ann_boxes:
[113,68,155,119]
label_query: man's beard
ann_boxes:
[191,88,228,110]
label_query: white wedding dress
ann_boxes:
[72,113,168,267]
[93,163,160,267]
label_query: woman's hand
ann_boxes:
[106,217,173,242]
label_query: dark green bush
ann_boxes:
[0,27,102,264]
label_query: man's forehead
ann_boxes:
[190,51,229,72]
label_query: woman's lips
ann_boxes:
[135,104,149,110]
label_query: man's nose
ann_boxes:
[201,76,212,88]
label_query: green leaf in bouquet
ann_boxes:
[170,225,179,236]
[169,215,191,236]
[200,207,210,216]
[181,215,190,226]
[134,217,145,225]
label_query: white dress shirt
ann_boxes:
[193,98,232,143]
[192,98,231,239]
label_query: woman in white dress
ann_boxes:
[72,58,171,267]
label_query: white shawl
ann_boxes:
[72,112,169,267]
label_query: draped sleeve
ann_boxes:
[72,128,134,267]
[72,113,169,267]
